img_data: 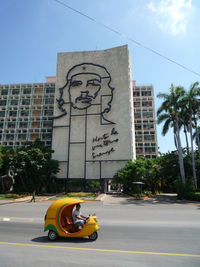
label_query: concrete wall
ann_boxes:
[52,45,135,180]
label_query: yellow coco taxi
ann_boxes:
[44,198,100,241]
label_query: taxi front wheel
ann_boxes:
[48,230,57,241]
[88,231,98,241]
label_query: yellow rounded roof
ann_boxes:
[46,198,85,215]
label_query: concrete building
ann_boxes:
[133,81,158,158]
[0,81,55,148]
[0,46,158,186]
[52,46,135,188]
[0,80,158,157]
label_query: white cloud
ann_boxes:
[148,0,192,35]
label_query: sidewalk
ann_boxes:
[1,193,199,205]
[98,192,200,205]
[0,194,100,205]
[0,195,50,205]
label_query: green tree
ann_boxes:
[157,151,181,192]
[0,146,3,171]
[179,109,190,155]
[113,158,162,194]
[2,139,59,193]
[181,82,200,189]
[193,126,200,158]
[157,84,186,185]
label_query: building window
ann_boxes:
[134,112,141,119]
[22,99,30,105]
[135,135,142,141]
[8,122,15,128]
[45,98,54,104]
[9,110,17,117]
[142,101,152,107]
[0,100,7,106]
[1,90,8,95]
[0,111,5,117]
[46,87,55,94]
[143,123,154,130]
[133,91,140,96]
[142,111,153,118]
[135,124,142,130]
[44,110,54,116]
[43,121,52,127]
[137,143,143,147]
[42,133,52,139]
[144,134,155,141]
[46,141,51,146]
[19,122,28,128]
[18,133,27,140]
[6,134,14,140]
[142,91,151,96]
[23,88,31,94]
[134,102,140,107]
[136,147,143,153]
[145,147,156,153]
[21,110,29,116]
[12,89,20,95]
[11,100,18,105]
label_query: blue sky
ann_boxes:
[0,0,200,153]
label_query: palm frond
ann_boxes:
[157,113,170,124]
[162,119,172,136]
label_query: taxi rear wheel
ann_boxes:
[48,230,57,241]
[88,231,98,241]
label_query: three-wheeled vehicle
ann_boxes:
[44,198,100,241]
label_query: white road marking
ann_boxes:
[3,218,10,221]
[0,217,33,222]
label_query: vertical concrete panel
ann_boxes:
[52,45,135,180]
[86,162,100,179]
[52,127,69,161]
[56,162,68,179]
[68,144,85,178]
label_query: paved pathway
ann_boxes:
[1,193,199,205]
[98,192,200,205]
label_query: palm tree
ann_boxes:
[193,108,200,158]
[193,125,200,158]
[179,109,190,155]
[157,111,178,149]
[157,84,186,185]
[181,82,200,189]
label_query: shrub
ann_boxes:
[66,179,101,193]
[66,192,95,198]
[132,190,152,199]
[178,191,200,202]
[4,193,19,198]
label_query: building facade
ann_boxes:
[0,80,158,157]
[133,81,158,158]
[0,81,55,148]
[52,46,135,183]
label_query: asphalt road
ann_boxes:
[0,197,200,267]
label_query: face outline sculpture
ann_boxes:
[69,73,102,110]
[56,63,115,120]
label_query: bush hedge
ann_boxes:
[178,191,200,202]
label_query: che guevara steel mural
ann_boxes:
[54,63,120,179]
